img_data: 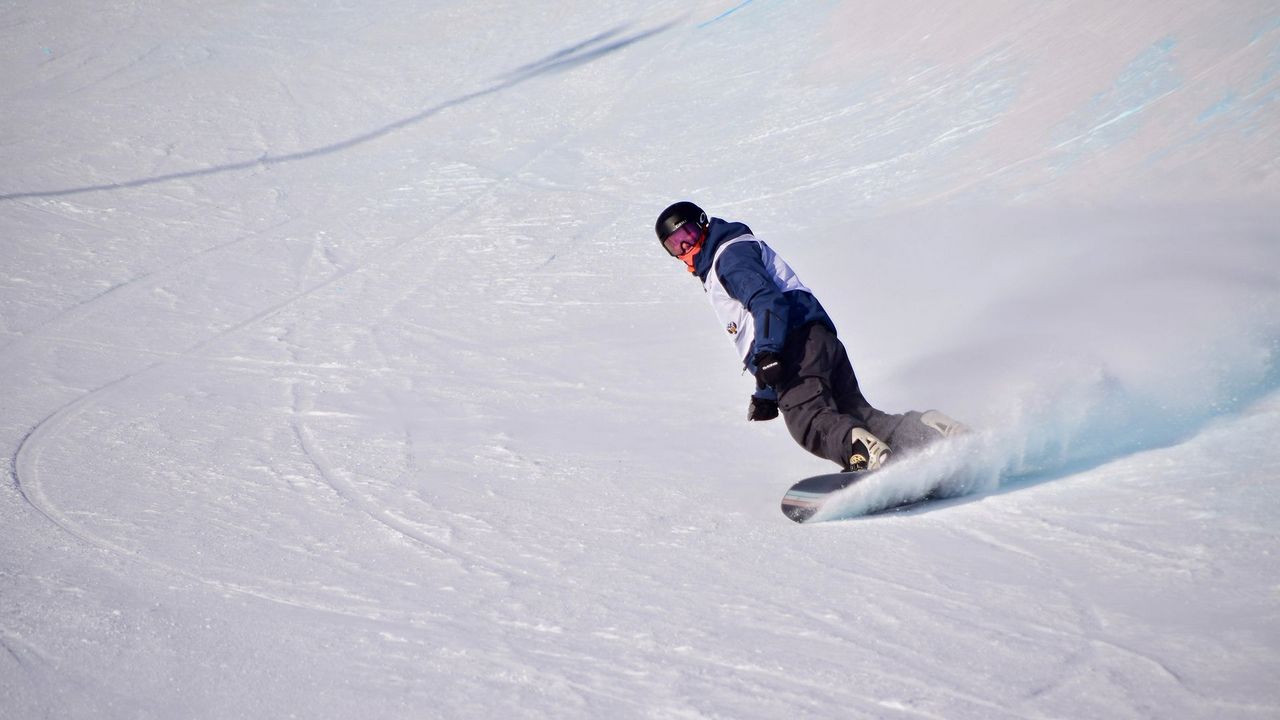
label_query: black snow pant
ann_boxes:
[775,323,938,469]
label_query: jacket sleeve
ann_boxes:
[715,241,791,358]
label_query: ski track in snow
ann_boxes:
[2,1,1279,718]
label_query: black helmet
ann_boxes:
[655,201,709,244]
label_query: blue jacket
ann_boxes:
[694,218,836,378]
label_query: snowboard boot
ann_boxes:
[921,410,969,438]
[848,427,891,472]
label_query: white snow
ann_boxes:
[2,1,1279,718]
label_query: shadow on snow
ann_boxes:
[0,21,675,202]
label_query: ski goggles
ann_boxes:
[660,222,703,257]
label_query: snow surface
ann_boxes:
[3,1,1279,718]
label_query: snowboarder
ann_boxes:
[655,201,966,471]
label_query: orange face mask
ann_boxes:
[677,242,703,273]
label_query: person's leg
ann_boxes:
[825,328,894,432]
[822,326,945,456]
[778,324,952,467]
[776,325,857,467]
[875,411,944,454]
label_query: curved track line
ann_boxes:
[11,378,453,626]
[291,417,520,579]
[7,164,547,617]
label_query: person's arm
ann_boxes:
[715,241,791,360]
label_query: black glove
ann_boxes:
[753,351,785,388]
[748,395,778,422]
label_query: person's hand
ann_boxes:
[753,351,784,387]
[748,395,778,422]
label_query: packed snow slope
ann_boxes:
[3,1,1279,718]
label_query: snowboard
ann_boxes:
[781,470,936,523]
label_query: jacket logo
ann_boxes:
[726,321,738,335]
